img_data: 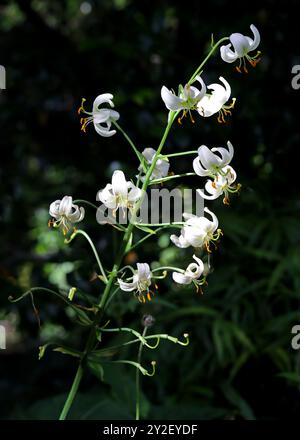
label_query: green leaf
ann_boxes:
[88,360,105,382]
[134,224,156,234]
[39,343,82,360]
[221,383,255,420]
[53,346,81,358]
[277,372,300,385]
[124,233,133,253]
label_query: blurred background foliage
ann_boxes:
[1,0,300,420]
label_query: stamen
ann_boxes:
[77,98,87,115]
[223,196,230,205]
[236,51,262,73]
[188,110,195,124]
[80,117,89,133]
[205,241,212,253]
[177,110,187,125]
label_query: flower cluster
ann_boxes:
[193,141,241,205]
[48,196,85,235]
[47,24,261,303]
[161,76,236,125]
[30,23,263,421]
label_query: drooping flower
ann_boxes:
[118,263,155,302]
[48,196,85,235]
[220,24,261,73]
[197,77,236,123]
[170,207,222,253]
[161,76,206,124]
[197,165,241,205]
[172,255,205,287]
[97,170,142,214]
[138,148,170,181]
[193,141,234,178]
[78,93,120,137]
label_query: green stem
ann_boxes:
[149,172,196,185]
[161,150,198,158]
[58,114,177,420]
[113,121,145,170]
[73,199,98,210]
[66,230,108,283]
[74,200,125,231]
[59,363,83,420]
[129,227,164,252]
[135,222,183,227]
[136,327,147,420]
[103,286,120,312]
[152,266,184,273]
[188,36,229,84]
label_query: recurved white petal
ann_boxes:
[170,232,190,248]
[97,184,117,209]
[204,207,219,230]
[220,44,239,63]
[213,141,233,164]
[161,86,183,111]
[59,196,72,216]
[137,263,152,280]
[230,33,250,57]
[112,170,127,199]
[94,123,116,137]
[127,183,142,202]
[49,200,61,218]
[142,148,156,163]
[198,145,221,169]
[172,271,193,285]
[118,278,138,292]
[248,24,260,51]
[193,157,211,177]
[93,93,115,110]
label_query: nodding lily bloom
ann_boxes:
[197,77,236,123]
[172,255,205,288]
[48,196,85,235]
[161,76,206,124]
[138,148,170,181]
[170,207,222,253]
[118,263,155,303]
[197,165,241,205]
[220,24,261,73]
[193,141,234,178]
[78,93,120,137]
[97,170,142,214]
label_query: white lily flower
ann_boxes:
[118,263,154,302]
[172,255,204,285]
[197,165,241,205]
[161,76,206,123]
[78,93,120,137]
[138,148,170,181]
[97,170,142,214]
[197,77,236,123]
[193,141,234,177]
[170,207,222,253]
[220,24,261,73]
[49,196,85,235]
